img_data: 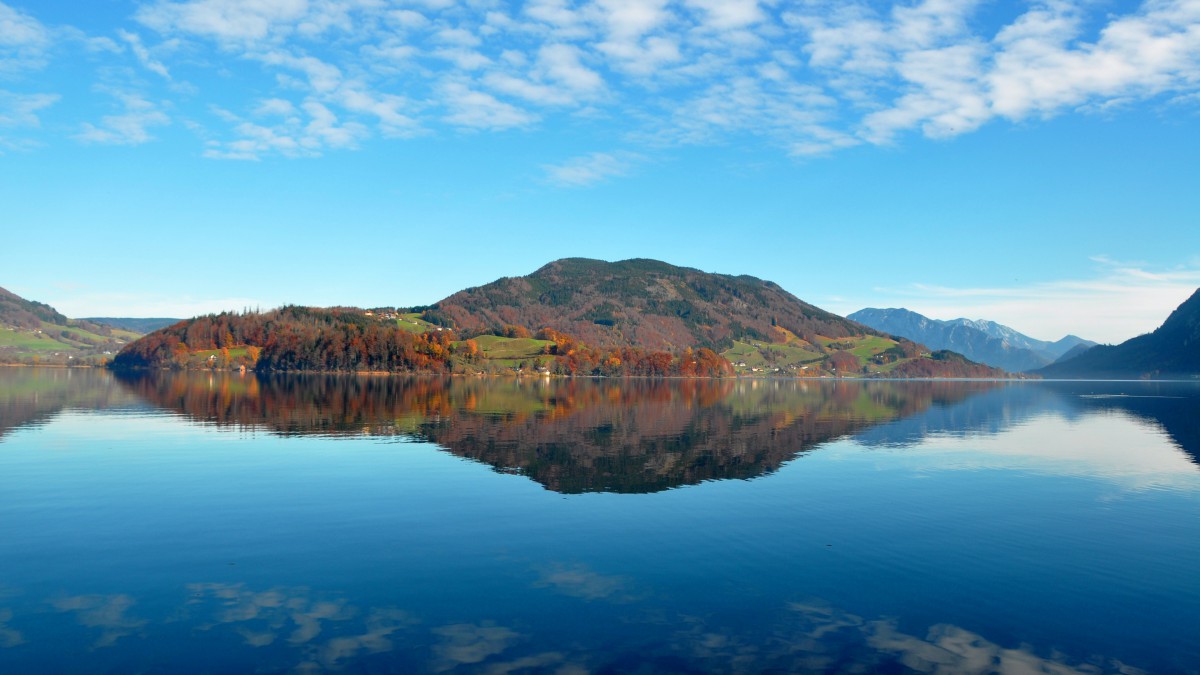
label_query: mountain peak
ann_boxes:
[1155,288,1200,341]
[438,258,865,352]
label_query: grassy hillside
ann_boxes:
[0,287,142,366]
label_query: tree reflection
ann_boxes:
[111,372,999,493]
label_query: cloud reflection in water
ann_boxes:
[50,594,148,648]
[0,583,1154,673]
[0,609,25,648]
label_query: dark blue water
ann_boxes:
[1,369,1198,673]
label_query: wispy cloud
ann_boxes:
[75,89,170,145]
[832,258,1200,344]
[2,0,1199,163]
[118,29,171,80]
[0,1,51,72]
[543,150,641,186]
[135,0,312,44]
[441,80,538,129]
[0,89,57,127]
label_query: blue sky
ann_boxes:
[1,0,1198,344]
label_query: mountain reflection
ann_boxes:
[108,372,1000,493]
[4,369,1198,493]
[856,380,1200,467]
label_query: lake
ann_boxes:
[1,368,1198,674]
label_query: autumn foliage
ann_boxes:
[112,307,734,377]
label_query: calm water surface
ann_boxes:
[1,369,1199,673]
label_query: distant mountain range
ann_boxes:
[1035,288,1200,379]
[848,307,1095,372]
[82,317,181,333]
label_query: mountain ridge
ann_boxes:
[82,317,181,334]
[848,307,1095,372]
[431,257,880,352]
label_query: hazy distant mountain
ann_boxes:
[848,308,1095,372]
[945,317,1094,360]
[1036,288,1200,379]
[83,317,180,333]
[1052,342,1095,364]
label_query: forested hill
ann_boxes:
[1035,288,1200,379]
[429,258,875,352]
[111,258,1009,378]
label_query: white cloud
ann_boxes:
[386,9,428,30]
[430,46,492,71]
[301,99,365,147]
[254,96,296,116]
[860,42,990,143]
[203,97,369,159]
[136,0,310,43]
[75,90,170,145]
[791,0,1200,144]
[524,0,590,37]
[435,27,481,47]
[0,1,51,72]
[988,0,1200,121]
[0,89,57,127]
[483,43,604,106]
[659,73,838,149]
[543,150,641,186]
[538,43,604,93]
[441,80,537,129]
[334,84,417,135]
[685,0,763,32]
[13,0,1200,164]
[257,49,344,93]
[118,29,171,79]
[598,0,671,40]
